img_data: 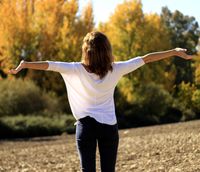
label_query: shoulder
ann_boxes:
[113,57,145,66]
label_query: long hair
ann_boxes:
[81,31,113,79]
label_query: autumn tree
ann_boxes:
[99,0,144,60]
[0,0,94,96]
[0,0,36,75]
[161,7,200,87]
[99,0,172,104]
[194,41,200,87]
[29,0,94,95]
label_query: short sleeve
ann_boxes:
[46,61,75,74]
[114,57,145,76]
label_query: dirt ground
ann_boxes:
[0,120,200,172]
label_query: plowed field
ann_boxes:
[1,120,200,172]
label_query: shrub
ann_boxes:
[174,82,196,121]
[0,114,76,139]
[0,79,61,116]
[136,82,173,117]
[192,89,200,115]
[116,82,174,127]
[160,106,182,123]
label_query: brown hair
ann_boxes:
[81,31,113,79]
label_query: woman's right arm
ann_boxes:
[9,60,49,74]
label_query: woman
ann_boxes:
[9,31,192,172]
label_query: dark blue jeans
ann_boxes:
[76,116,119,172]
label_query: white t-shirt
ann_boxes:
[47,57,145,125]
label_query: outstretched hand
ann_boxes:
[9,60,26,74]
[174,48,193,60]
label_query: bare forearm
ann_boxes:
[9,60,49,74]
[142,49,177,63]
[23,61,49,70]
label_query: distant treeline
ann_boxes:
[0,0,200,138]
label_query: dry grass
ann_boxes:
[0,120,200,172]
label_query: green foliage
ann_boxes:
[106,1,200,127]
[0,79,61,116]
[194,52,200,86]
[174,82,197,121]
[136,82,173,117]
[116,82,174,127]
[192,89,200,114]
[0,79,75,138]
[161,7,200,85]
[0,114,76,139]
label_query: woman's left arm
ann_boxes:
[142,48,193,64]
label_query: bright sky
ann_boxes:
[79,0,200,26]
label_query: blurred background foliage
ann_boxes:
[0,0,200,138]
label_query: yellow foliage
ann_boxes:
[118,77,136,103]
[194,52,200,85]
[99,0,174,96]
[143,13,171,52]
[0,0,32,72]
[99,0,144,60]
[81,2,94,32]
[99,1,171,57]
[0,0,94,75]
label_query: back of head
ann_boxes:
[81,31,113,79]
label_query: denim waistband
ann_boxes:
[75,116,117,127]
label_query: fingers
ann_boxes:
[8,69,18,74]
[186,55,193,60]
[15,65,22,71]
[180,54,193,60]
[9,65,22,74]
[174,47,194,60]
[8,61,25,74]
